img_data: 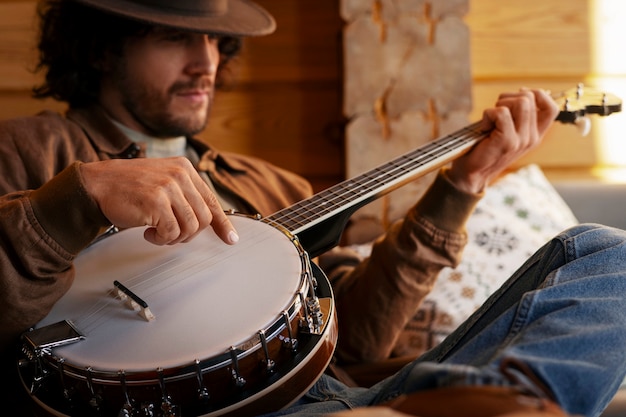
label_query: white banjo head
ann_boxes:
[36,215,305,373]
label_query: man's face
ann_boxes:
[102,27,221,137]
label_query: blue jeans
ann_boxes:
[264,224,626,417]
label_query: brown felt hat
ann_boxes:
[72,0,276,37]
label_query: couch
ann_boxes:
[552,180,626,417]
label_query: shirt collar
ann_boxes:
[111,120,186,158]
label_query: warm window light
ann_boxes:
[589,0,626,182]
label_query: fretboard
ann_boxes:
[262,121,488,256]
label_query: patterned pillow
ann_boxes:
[350,164,580,357]
[392,164,579,356]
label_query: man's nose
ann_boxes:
[187,34,219,76]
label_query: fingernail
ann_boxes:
[228,230,239,244]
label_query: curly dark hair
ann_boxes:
[32,0,242,108]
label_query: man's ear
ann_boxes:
[91,52,108,73]
[90,45,116,73]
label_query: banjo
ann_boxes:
[17,85,621,416]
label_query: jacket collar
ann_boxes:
[187,137,247,174]
[67,106,141,158]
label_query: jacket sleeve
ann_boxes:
[320,170,483,363]
[0,163,109,354]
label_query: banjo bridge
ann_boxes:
[113,280,155,322]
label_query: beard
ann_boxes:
[114,70,214,138]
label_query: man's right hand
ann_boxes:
[79,157,239,246]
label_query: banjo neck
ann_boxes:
[265,121,485,257]
[264,85,622,258]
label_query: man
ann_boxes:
[1,1,625,416]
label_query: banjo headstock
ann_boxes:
[553,84,622,135]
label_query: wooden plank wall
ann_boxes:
[467,0,626,181]
[204,0,345,192]
[0,1,66,115]
[0,0,345,193]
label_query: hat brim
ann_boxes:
[73,0,276,37]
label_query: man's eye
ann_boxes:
[164,33,187,42]
[151,28,187,42]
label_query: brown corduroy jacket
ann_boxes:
[0,106,481,366]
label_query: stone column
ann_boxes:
[342,0,472,243]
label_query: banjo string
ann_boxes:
[72,222,289,333]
